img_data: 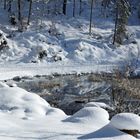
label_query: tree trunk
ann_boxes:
[18,0,21,21]
[73,0,76,17]
[8,0,12,13]
[113,0,130,45]
[27,0,32,25]
[63,0,67,15]
[79,0,82,16]
[4,0,7,9]
[89,0,94,35]
[113,5,118,44]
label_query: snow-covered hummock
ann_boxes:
[84,102,113,110]
[0,85,139,139]
[0,86,66,119]
[64,106,109,129]
[79,124,138,140]
[110,113,140,131]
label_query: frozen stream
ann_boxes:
[3,74,140,115]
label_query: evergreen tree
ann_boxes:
[113,0,131,45]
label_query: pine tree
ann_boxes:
[113,0,131,45]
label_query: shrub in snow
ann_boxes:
[13,76,21,82]
[48,22,61,37]
[0,32,9,52]
[9,14,17,25]
[53,54,62,62]
[38,50,47,60]
[18,18,28,32]
[110,113,140,138]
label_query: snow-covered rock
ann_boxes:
[110,113,140,132]
[64,107,109,130]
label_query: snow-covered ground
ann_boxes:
[0,83,139,140]
[0,1,140,77]
[0,1,140,140]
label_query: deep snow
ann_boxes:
[0,0,140,76]
[0,1,140,139]
[0,83,139,140]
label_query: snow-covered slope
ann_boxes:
[0,0,139,76]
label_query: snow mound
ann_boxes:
[46,107,66,117]
[0,82,9,88]
[64,107,109,128]
[0,86,52,118]
[79,125,138,140]
[110,113,140,131]
[85,102,113,110]
[72,41,106,63]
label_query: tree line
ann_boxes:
[1,0,137,45]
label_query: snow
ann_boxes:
[0,86,51,118]
[0,63,115,80]
[64,107,109,128]
[110,113,140,131]
[0,0,139,76]
[79,125,138,140]
[84,102,113,110]
[0,82,9,88]
[0,0,139,139]
[0,85,139,140]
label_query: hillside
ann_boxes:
[0,0,139,76]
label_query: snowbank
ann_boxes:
[0,86,67,119]
[79,124,138,140]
